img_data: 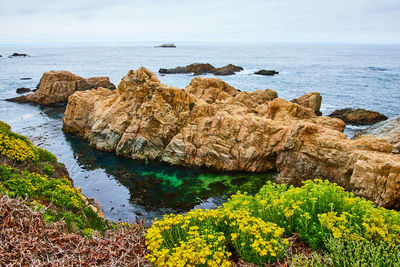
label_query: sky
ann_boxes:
[0,0,399,44]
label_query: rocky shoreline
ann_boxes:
[60,67,400,209]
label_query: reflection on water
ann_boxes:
[66,134,276,212]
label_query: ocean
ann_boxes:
[1,43,399,223]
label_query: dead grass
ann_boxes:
[0,194,150,266]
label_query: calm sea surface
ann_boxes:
[1,43,399,222]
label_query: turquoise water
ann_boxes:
[1,43,399,222]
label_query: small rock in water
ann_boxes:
[329,108,387,125]
[156,43,176,48]
[20,77,32,80]
[10,52,29,57]
[16,87,31,94]
[254,69,279,76]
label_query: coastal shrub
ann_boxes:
[223,179,400,249]
[42,163,55,175]
[324,237,400,266]
[290,251,331,267]
[0,120,57,164]
[37,147,58,163]
[146,208,288,266]
[147,179,400,265]
[0,164,106,232]
[0,131,37,162]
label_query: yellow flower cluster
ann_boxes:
[0,132,36,162]
[146,207,288,266]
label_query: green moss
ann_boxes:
[189,102,195,111]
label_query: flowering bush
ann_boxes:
[0,164,106,232]
[146,208,288,266]
[223,180,400,249]
[0,121,57,163]
[147,179,400,265]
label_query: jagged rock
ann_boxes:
[291,92,322,116]
[63,68,400,209]
[329,108,387,125]
[8,70,116,105]
[354,115,400,154]
[254,70,279,76]
[16,87,31,94]
[159,63,243,76]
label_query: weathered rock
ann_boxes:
[329,108,388,125]
[16,87,31,94]
[8,70,115,105]
[159,63,243,76]
[354,115,400,154]
[291,92,322,116]
[63,68,400,209]
[214,64,244,76]
[254,70,279,76]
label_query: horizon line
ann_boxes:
[1,40,400,47]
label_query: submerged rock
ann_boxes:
[329,108,388,125]
[63,67,400,209]
[159,63,243,76]
[291,92,322,116]
[254,70,279,76]
[16,87,31,94]
[8,70,116,105]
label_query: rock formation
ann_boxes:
[63,68,400,209]
[9,70,115,105]
[254,70,279,76]
[329,108,387,125]
[354,115,400,154]
[159,63,243,76]
[291,92,322,116]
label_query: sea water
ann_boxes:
[0,43,399,222]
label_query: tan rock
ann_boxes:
[9,70,115,105]
[63,67,400,209]
[291,92,322,115]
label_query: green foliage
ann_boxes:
[148,180,400,266]
[42,163,55,176]
[290,251,331,267]
[36,147,58,163]
[0,120,57,164]
[223,179,400,249]
[324,237,400,267]
[0,165,11,181]
[146,206,289,266]
[0,164,107,233]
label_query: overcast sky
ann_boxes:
[1,0,399,44]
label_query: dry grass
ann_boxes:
[0,194,150,266]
